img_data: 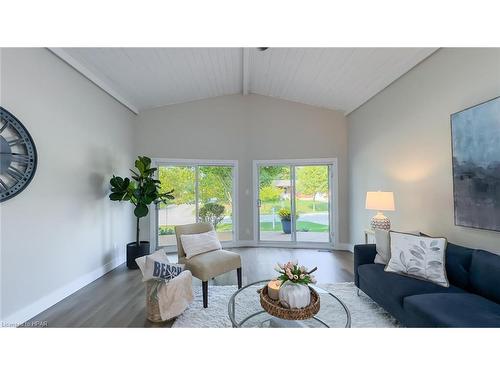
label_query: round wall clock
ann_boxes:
[0,107,37,202]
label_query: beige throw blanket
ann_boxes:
[156,270,194,321]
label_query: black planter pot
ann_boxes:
[281,219,291,234]
[126,241,150,269]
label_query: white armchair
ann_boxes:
[175,223,242,308]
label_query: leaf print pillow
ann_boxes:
[385,231,449,287]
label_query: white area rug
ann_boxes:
[172,282,399,328]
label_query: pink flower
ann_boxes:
[288,274,294,280]
[300,274,305,279]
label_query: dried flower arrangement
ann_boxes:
[274,260,317,286]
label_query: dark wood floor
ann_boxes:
[25,247,354,328]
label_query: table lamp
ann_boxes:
[365,191,395,230]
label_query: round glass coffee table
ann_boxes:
[228,280,351,328]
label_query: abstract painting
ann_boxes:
[451,96,500,231]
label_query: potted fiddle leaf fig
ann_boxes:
[109,156,174,269]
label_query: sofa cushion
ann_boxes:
[357,263,465,323]
[184,249,241,281]
[386,232,448,287]
[403,293,500,327]
[445,242,473,290]
[374,229,420,265]
[469,250,500,304]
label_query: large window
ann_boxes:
[154,160,237,249]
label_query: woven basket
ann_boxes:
[145,280,166,323]
[260,285,320,320]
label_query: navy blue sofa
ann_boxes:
[354,243,500,327]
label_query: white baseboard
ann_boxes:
[1,256,125,327]
[233,240,257,247]
[337,243,354,252]
[168,240,352,252]
[233,240,354,252]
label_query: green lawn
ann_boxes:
[159,220,327,235]
[217,223,233,232]
[159,223,232,235]
[260,199,328,214]
[259,221,328,232]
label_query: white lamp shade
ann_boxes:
[365,191,395,211]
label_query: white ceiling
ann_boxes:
[51,47,437,114]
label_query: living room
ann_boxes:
[1,1,499,374]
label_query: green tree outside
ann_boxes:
[158,166,233,232]
[198,166,232,204]
[259,166,290,188]
[158,166,195,206]
[158,165,233,206]
[259,185,282,202]
[296,166,329,211]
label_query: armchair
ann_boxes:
[175,223,242,308]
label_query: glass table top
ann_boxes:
[228,280,351,328]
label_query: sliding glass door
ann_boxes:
[156,161,236,249]
[295,165,330,243]
[258,165,292,242]
[256,160,335,245]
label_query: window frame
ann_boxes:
[150,158,239,251]
[252,158,339,249]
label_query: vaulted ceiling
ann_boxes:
[51,47,437,114]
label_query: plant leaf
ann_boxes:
[409,250,424,260]
[407,267,421,274]
[109,192,125,201]
[412,245,425,254]
[428,261,442,267]
[134,203,148,218]
[409,259,423,267]
[400,252,406,266]
[140,156,152,167]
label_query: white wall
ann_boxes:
[348,48,500,253]
[134,94,349,244]
[0,48,136,323]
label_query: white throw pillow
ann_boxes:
[374,229,391,265]
[385,231,449,287]
[374,229,420,265]
[180,230,222,259]
[135,250,184,282]
[135,249,169,274]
